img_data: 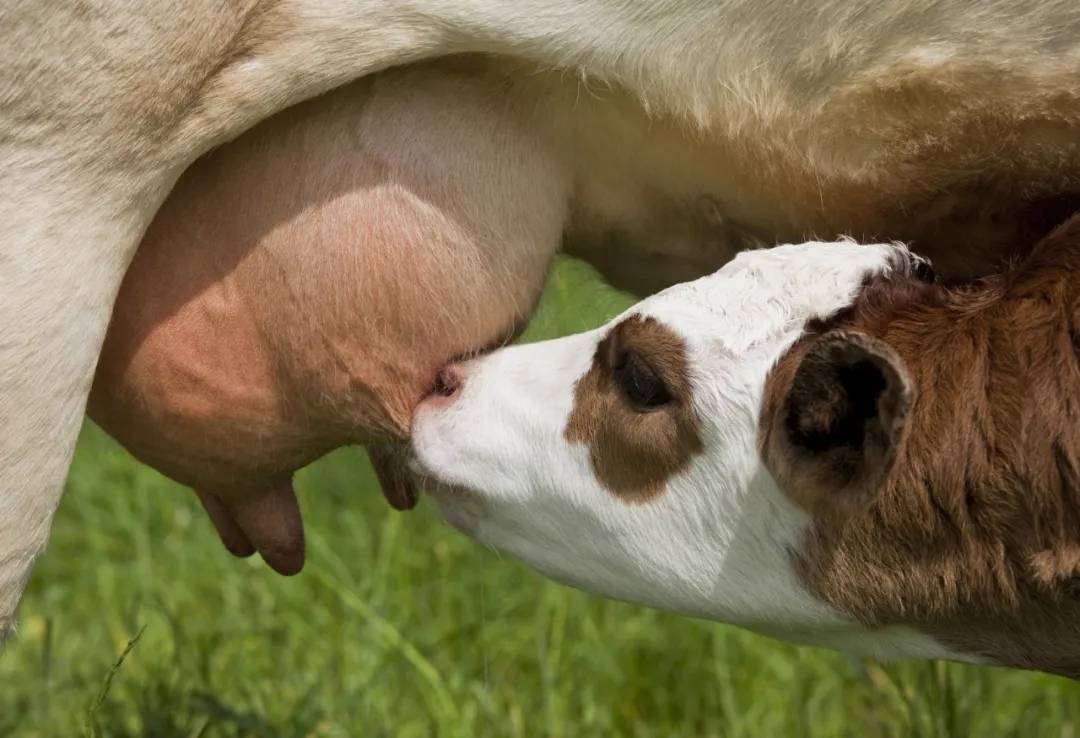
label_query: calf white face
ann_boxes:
[411,241,955,661]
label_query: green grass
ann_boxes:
[4,256,1080,737]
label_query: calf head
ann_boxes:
[413,239,954,662]
[413,220,1080,677]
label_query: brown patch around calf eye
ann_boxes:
[564,315,704,502]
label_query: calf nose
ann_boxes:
[433,363,467,398]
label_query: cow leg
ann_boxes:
[0,171,171,638]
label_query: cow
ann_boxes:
[5,1,1080,636]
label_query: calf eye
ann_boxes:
[612,351,673,410]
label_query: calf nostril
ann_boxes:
[433,364,464,397]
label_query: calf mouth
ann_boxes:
[405,454,468,499]
[407,453,485,535]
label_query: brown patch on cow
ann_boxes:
[565,315,704,502]
[761,214,1080,677]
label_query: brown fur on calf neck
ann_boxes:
[763,215,1080,677]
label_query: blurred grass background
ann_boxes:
[3,256,1080,737]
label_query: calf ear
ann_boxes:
[770,330,914,513]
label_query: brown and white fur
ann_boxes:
[413,215,1080,677]
[5,1,1080,636]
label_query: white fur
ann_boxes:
[5,0,1080,636]
[412,241,965,663]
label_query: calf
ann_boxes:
[412,216,1080,676]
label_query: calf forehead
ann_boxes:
[634,241,907,349]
